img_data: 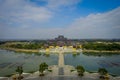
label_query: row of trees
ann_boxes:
[76,65,109,80]
[13,62,48,80]
[8,43,45,49]
[13,63,109,80]
[82,42,120,51]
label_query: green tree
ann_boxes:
[16,66,23,80]
[76,65,85,76]
[98,68,108,79]
[39,62,48,76]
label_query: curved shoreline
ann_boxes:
[0,47,39,53]
[0,47,120,53]
[83,50,120,53]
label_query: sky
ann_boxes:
[0,0,120,39]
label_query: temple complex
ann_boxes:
[48,35,73,47]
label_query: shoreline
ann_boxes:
[0,47,39,53]
[0,47,120,53]
[83,49,120,53]
[0,65,120,77]
[0,66,120,79]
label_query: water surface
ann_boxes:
[0,49,58,76]
[65,53,120,76]
[0,50,120,76]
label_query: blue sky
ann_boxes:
[0,0,120,39]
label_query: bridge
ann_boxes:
[40,47,82,76]
[58,52,64,67]
[58,51,64,76]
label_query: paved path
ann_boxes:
[58,67,64,75]
[58,50,65,76]
[58,52,64,67]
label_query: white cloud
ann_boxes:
[0,0,81,26]
[15,6,52,22]
[0,0,52,25]
[45,0,81,8]
[0,0,120,39]
[64,7,120,39]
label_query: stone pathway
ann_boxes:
[58,52,64,67]
[58,50,65,76]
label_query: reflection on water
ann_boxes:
[64,52,120,76]
[83,52,120,56]
[0,62,11,68]
[0,49,120,76]
[0,62,24,69]
[97,60,120,68]
[0,50,58,76]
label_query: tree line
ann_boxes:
[82,42,120,51]
[2,42,46,49]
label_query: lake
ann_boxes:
[0,49,58,76]
[65,53,120,76]
[0,49,120,76]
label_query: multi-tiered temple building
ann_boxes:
[47,35,78,47]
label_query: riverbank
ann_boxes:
[0,47,120,53]
[0,66,120,80]
[0,47,39,53]
[83,49,120,53]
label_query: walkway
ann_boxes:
[58,52,64,67]
[58,50,65,76]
